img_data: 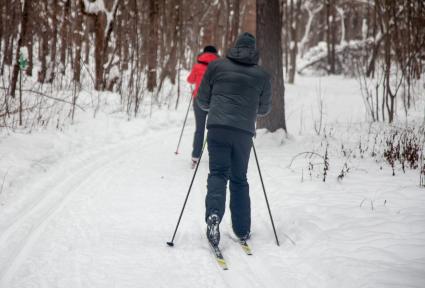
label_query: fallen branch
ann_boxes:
[0,104,38,118]
[0,87,85,111]
[288,151,325,169]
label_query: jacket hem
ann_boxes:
[207,124,254,136]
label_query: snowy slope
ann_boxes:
[0,76,424,288]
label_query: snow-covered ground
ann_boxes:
[0,75,424,287]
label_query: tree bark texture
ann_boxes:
[256,0,286,132]
[147,0,160,92]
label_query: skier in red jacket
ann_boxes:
[187,45,219,168]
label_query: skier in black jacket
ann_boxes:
[197,32,272,246]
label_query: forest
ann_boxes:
[1,0,423,127]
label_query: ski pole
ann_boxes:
[252,143,280,246]
[167,139,207,247]
[175,95,193,155]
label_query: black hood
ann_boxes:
[226,32,259,65]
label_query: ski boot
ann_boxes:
[238,233,251,242]
[206,214,220,247]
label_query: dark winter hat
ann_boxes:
[235,32,256,49]
[203,45,218,54]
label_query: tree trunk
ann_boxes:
[330,0,336,73]
[74,0,84,84]
[94,12,106,90]
[231,0,240,44]
[38,0,49,83]
[2,0,14,71]
[10,0,31,98]
[256,0,286,132]
[46,0,58,82]
[158,0,180,89]
[26,25,33,76]
[147,0,159,92]
[325,0,330,73]
[283,0,288,75]
[82,0,120,90]
[240,0,256,36]
[60,0,71,75]
[288,0,301,84]
[84,18,90,65]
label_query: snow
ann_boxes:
[0,75,424,287]
[108,64,120,80]
[82,0,119,35]
[19,46,28,60]
[362,19,368,40]
[82,0,105,15]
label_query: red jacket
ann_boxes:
[187,52,219,97]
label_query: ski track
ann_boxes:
[0,129,175,286]
[1,121,424,287]
[0,125,288,288]
[223,233,281,288]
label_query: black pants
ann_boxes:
[205,127,253,238]
[192,101,207,159]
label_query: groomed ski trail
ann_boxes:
[0,125,284,288]
[2,101,424,287]
[0,128,178,286]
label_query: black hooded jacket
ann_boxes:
[196,33,272,135]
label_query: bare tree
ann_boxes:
[74,0,84,84]
[325,0,337,74]
[147,0,160,93]
[299,1,323,57]
[82,0,120,90]
[287,0,302,84]
[256,0,286,132]
[9,0,31,98]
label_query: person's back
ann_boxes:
[197,33,271,135]
[196,32,272,247]
[187,47,219,98]
[186,46,219,167]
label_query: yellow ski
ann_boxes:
[208,242,228,270]
[239,240,253,255]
